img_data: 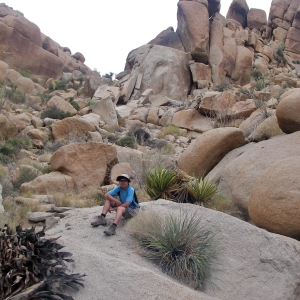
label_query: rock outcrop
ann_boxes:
[248,156,300,239]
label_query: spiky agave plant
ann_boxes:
[133,211,216,290]
[185,177,218,205]
[145,167,177,199]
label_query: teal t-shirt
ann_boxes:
[109,185,137,209]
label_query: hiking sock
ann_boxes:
[101,213,106,218]
[112,223,117,227]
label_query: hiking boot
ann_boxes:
[103,224,116,236]
[91,215,107,227]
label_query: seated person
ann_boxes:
[91,174,139,236]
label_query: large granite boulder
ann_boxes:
[47,96,77,116]
[50,143,118,191]
[276,88,300,133]
[0,114,18,139]
[177,127,245,177]
[0,5,63,78]
[248,156,300,239]
[226,0,249,28]
[247,8,267,30]
[20,172,75,194]
[218,132,300,216]
[172,109,213,133]
[124,44,192,101]
[148,27,185,51]
[147,200,300,300]
[51,117,96,140]
[176,1,210,63]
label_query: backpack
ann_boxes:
[117,189,140,208]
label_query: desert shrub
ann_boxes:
[145,167,218,204]
[38,93,52,104]
[70,100,80,111]
[145,167,177,199]
[41,106,71,119]
[0,165,7,181]
[103,72,114,79]
[213,83,232,92]
[252,70,264,80]
[160,143,176,154]
[157,124,181,138]
[130,210,216,290]
[77,67,86,74]
[40,165,52,174]
[134,128,150,145]
[63,66,71,72]
[0,224,85,299]
[19,69,31,78]
[115,135,136,148]
[0,137,32,162]
[55,80,67,91]
[239,88,254,99]
[0,85,6,112]
[255,78,266,91]
[9,89,26,104]
[12,168,39,189]
[185,177,218,205]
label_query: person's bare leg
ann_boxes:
[113,206,126,225]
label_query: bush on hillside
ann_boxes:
[115,135,136,148]
[41,106,71,120]
[19,69,31,78]
[130,210,217,290]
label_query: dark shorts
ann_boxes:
[122,207,138,218]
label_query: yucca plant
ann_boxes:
[185,177,218,205]
[145,167,177,199]
[131,210,216,290]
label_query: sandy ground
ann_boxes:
[46,203,219,300]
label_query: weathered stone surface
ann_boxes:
[80,113,101,127]
[248,114,283,142]
[0,114,18,139]
[177,127,245,177]
[147,106,160,125]
[56,89,77,101]
[115,146,145,182]
[50,143,118,191]
[93,85,120,104]
[110,162,135,185]
[189,62,211,88]
[115,106,133,119]
[0,184,3,213]
[147,200,300,300]
[0,60,8,82]
[226,0,249,27]
[129,107,148,123]
[125,45,192,101]
[27,212,54,223]
[249,156,300,238]
[9,112,31,131]
[84,76,112,97]
[0,7,63,79]
[276,88,300,133]
[51,117,96,140]
[148,27,185,51]
[20,172,75,194]
[47,96,77,116]
[177,1,210,63]
[27,128,50,143]
[72,52,85,63]
[172,109,213,133]
[247,8,267,30]
[207,142,255,184]
[159,107,180,126]
[218,132,300,216]
[91,96,118,128]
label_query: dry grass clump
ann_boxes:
[156,124,181,138]
[52,187,104,208]
[129,209,217,290]
[0,197,39,229]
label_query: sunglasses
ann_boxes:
[119,179,128,183]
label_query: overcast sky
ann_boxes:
[3,0,272,76]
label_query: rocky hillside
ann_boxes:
[0,0,300,299]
